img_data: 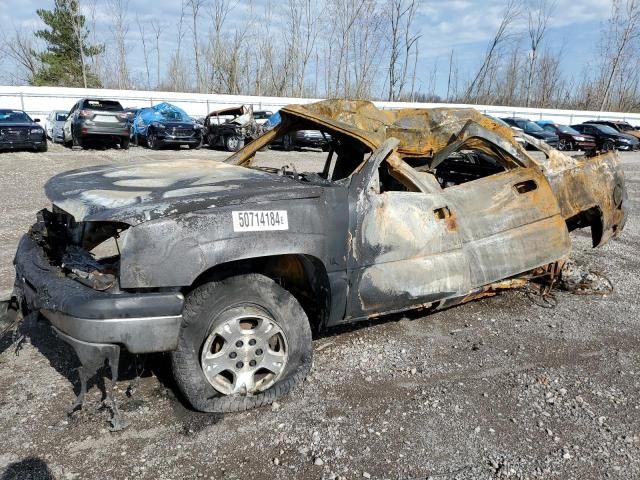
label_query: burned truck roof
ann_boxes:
[279,99,517,154]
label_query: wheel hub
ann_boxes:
[200,311,288,396]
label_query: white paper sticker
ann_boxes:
[232,210,289,232]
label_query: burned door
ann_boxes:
[431,128,571,288]
[345,139,471,319]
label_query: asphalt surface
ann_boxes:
[0,142,639,479]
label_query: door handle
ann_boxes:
[433,206,451,220]
[513,179,537,194]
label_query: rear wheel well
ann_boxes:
[187,255,331,334]
[566,206,603,247]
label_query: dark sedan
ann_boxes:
[0,109,47,152]
[501,117,559,148]
[536,121,596,151]
[571,123,638,151]
[585,120,640,142]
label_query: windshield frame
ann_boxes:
[591,124,619,135]
[0,110,33,123]
[522,120,544,133]
[556,124,580,135]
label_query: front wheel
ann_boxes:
[558,139,573,151]
[225,135,244,152]
[120,137,130,150]
[603,140,615,152]
[171,274,312,413]
[147,131,160,150]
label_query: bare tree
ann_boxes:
[0,27,40,84]
[598,0,640,110]
[286,0,319,96]
[186,0,207,92]
[463,0,520,102]
[71,0,89,88]
[136,14,151,90]
[525,0,555,106]
[387,0,419,101]
[108,0,131,89]
[446,49,456,101]
[150,20,162,88]
[163,2,190,91]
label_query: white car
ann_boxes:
[45,110,69,143]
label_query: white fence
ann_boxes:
[2,85,640,126]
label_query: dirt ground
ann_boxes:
[1,142,639,480]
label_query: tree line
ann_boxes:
[1,0,640,112]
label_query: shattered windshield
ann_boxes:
[159,110,187,121]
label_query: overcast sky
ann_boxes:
[0,0,613,97]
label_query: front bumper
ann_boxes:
[616,142,635,151]
[156,133,202,145]
[13,234,184,353]
[0,139,45,150]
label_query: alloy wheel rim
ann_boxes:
[200,309,288,396]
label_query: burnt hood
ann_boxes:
[45,159,322,225]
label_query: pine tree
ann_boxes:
[32,0,103,87]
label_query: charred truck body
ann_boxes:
[203,105,261,152]
[13,100,627,413]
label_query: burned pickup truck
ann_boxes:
[203,105,261,152]
[12,100,627,415]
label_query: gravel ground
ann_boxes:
[1,143,639,480]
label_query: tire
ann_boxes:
[603,140,615,152]
[63,131,72,148]
[147,130,160,150]
[558,139,572,151]
[283,134,295,151]
[37,141,48,153]
[225,135,244,152]
[120,137,130,150]
[171,274,312,413]
[72,130,83,149]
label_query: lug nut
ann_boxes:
[235,340,243,347]
[249,339,257,346]
[249,360,257,367]
[255,349,263,356]
[229,352,237,359]
[236,361,244,369]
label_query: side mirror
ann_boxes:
[34,118,41,123]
